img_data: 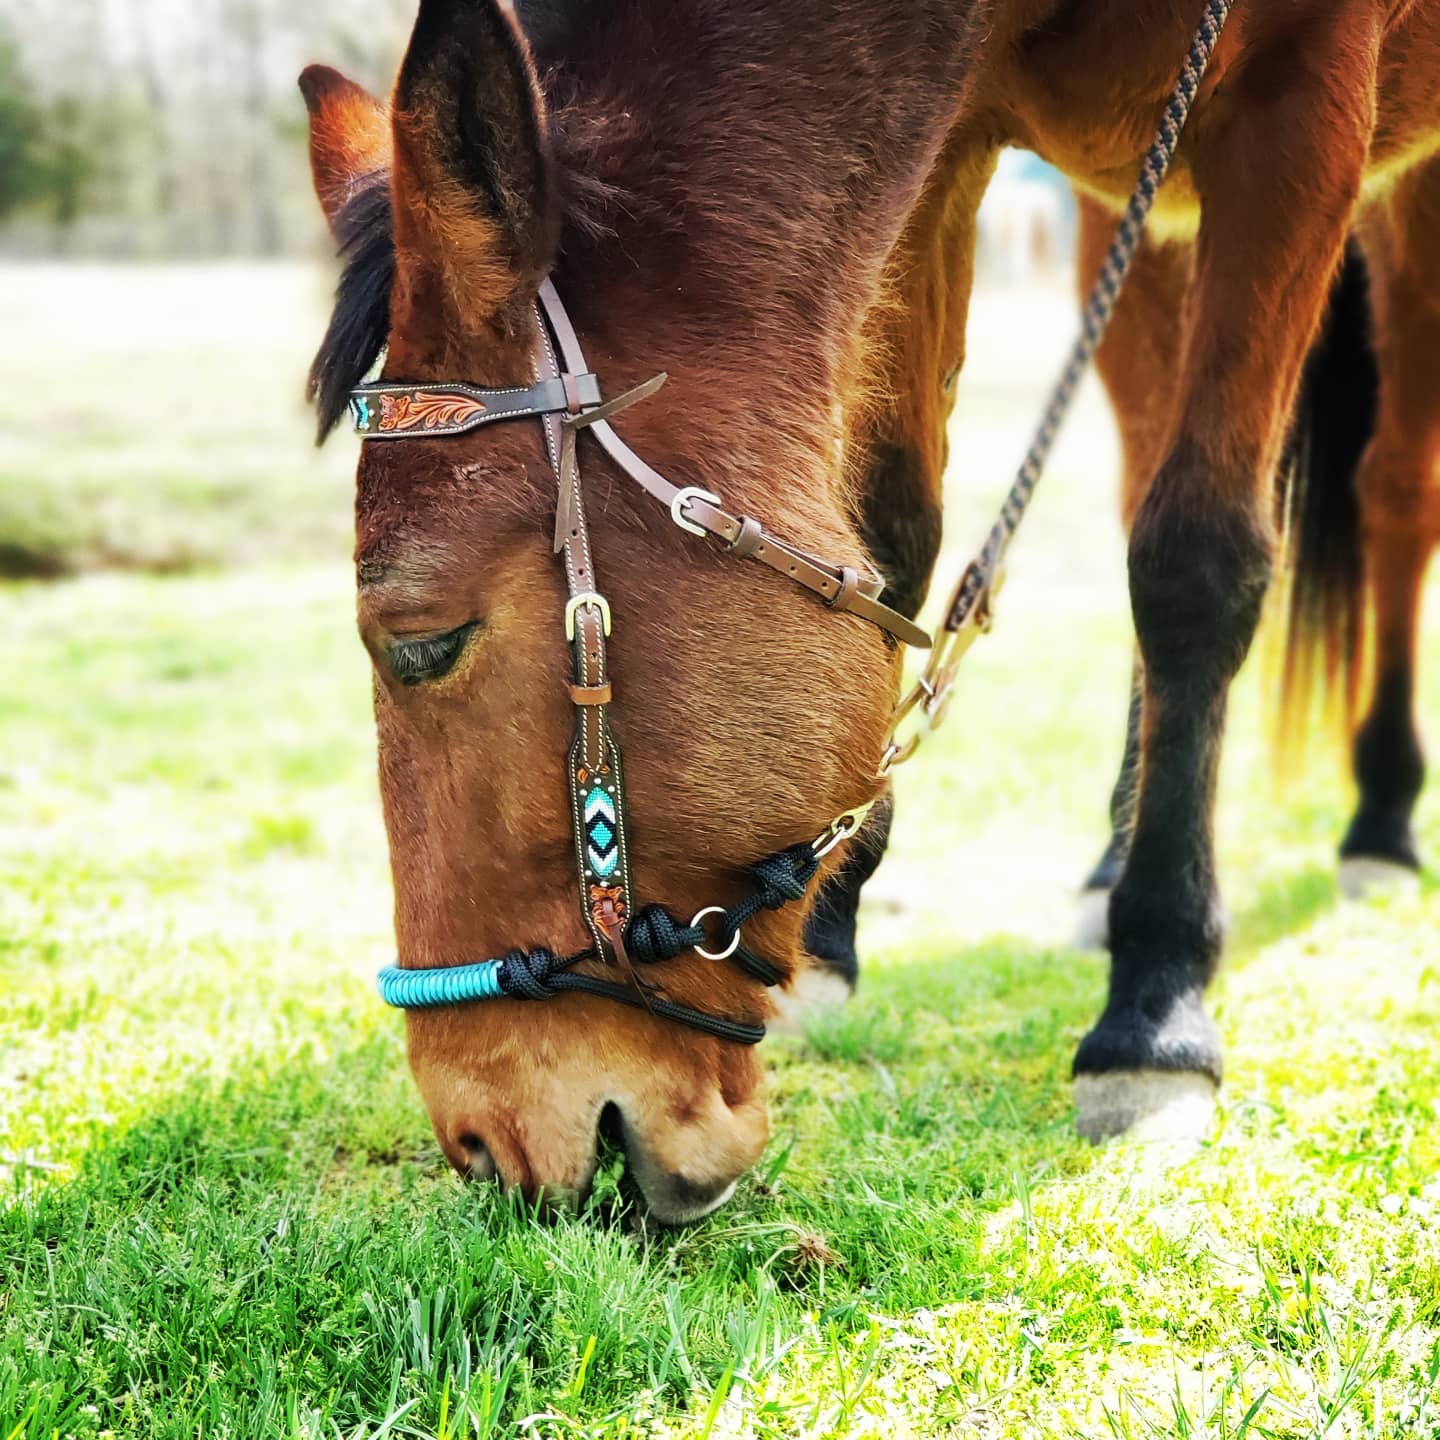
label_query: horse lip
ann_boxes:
[615,1110,744,1225]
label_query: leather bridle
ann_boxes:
[359,280,909,1042]
[357,0,1234,1045]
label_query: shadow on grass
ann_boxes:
[20,847,1363,1438]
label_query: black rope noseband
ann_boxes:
[376,837,835,1043]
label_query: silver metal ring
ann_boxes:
[690,906,741,961]
[671,486,722,538]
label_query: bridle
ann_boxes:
[362,280,912,1043]
[360,0,1233,1044]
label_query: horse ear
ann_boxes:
[298,66,392,237]
[390,0,559,310]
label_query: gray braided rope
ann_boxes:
[947,0,1234,629]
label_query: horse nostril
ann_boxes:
[456,1133,497,1181]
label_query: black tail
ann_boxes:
[1280,239,1379,740]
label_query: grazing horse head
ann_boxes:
[301,0,974,1220]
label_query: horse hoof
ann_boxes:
[1338,855,1421,902]
[1073,888,1111,950]
[1073,1069,1217,1144]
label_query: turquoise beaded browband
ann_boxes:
[353,279,899,1044]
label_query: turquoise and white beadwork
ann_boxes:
[584,783,620,878]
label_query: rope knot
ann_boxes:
[749,844,820,910]
[497,947,562,1001]
[625,906,704,965]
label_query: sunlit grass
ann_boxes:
[3,269,1440,1437]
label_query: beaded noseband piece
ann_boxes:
[354,281,907,1043]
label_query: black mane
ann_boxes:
[308,177,395,443]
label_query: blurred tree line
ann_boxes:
[0,0,413,256]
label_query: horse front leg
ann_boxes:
[1074,14,1380,1141]
[1072,196,1192,949]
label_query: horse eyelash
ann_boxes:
[389,623,480,686]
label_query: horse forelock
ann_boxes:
[309,177,396,442]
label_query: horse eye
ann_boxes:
[388,622,480,686]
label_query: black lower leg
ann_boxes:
[1075,449,1273,1085]
[1342,664,1425,869]
[1084,660,1143,894]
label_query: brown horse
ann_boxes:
[301,0,1440,1218]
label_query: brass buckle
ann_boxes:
[564,592,612,641]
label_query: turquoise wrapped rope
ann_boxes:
[377,960,505,1009]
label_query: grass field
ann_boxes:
[3,264,1440,1439]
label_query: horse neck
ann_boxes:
[537,0,989,503]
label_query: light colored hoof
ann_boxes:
[770,967,853,1034]
[1338,856,1421,902]
[1074,1069,1217,1145]
[1073,888,1111,950]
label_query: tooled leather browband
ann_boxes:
[349,374,602,439]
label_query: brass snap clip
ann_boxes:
[812,801,877,859]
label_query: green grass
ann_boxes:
[3,268,1440,1438]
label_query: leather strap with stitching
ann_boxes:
[532,305,637,959]
[536,281,931,651]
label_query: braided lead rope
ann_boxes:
[944,0,1234,632]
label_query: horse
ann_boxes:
[300,0,1440,1219]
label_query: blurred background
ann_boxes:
[0,0,1074,580]
[0,0,414,259]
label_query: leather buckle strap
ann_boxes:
[349,374,602,440]
[568,682,613,707]
[534,282,931,651]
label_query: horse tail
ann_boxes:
[1279,238,1379,747]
